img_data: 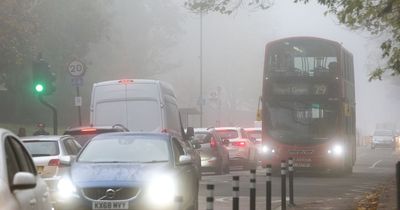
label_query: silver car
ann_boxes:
[215,127,258,170]
[0,128,52,210]
[21,135,81,198]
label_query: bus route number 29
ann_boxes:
[313,84,327,95]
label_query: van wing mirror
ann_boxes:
[186,127,194,139]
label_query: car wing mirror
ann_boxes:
[250,137,257,143]
[60,156,74,166]
[12,172,36,190]
[193,142,201,149]
[222,138,230,146]
[178,155,193,165]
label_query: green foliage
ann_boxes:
[186,0,400,81]
[0,0,111,124]
[185,0,273,14]
[295,0,400,81]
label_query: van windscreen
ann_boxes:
[95,99,162,132]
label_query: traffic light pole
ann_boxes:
[38,95,58,135]
[76,86,82,126]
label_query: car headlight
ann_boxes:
[328,144,344,156]
[57,177,77,199]
[146,174,177,207]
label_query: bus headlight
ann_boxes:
[328,144,344,156]
[146,174,177,207]
[261,145,275,154]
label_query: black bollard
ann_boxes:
[281,160,287,210]
[206,184,214,210]
[233,176,240,210]
[266,164,272,210]
[175,196,183,210]
[250,169,256,210]
[288,157,295,206]
[397,161,400,210]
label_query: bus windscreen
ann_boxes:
[267,39,338,77]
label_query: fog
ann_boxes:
[80,0,399,134]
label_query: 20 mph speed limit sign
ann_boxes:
[67,60,86,77]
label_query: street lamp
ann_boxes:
[188,0,213,127]
[199,6,204,127]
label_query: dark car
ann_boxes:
[63,124,128,146]
[54,132,199,210]
[192,128,230,174]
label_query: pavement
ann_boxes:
[376,178,397,210]
[285,177,397,210]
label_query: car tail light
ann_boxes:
[232,141,246,147]
[48,159,60,166]
[210,138,217,149]
[81,128,97,132]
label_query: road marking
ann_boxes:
[369,160,383,168]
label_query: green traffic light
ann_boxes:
[35,84,44,93]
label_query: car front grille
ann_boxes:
[288,150,313,155]
[82,187,140,200]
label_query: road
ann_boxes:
[198,146,399,210]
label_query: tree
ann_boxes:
[296,0,400,81]
[0,0,111,125]
[0,0,37,92]
[185,0,273,14]
[30,0,112,125]
[88,0,182,79]
[186,0,400,81]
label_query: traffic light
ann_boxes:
[32,60,56,95]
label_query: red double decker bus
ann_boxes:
[261,37,356,173]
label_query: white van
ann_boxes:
[90,79,183,136]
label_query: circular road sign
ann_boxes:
[67,60,86,77]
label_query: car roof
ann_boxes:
[91,132,171,140]
[244,127,262,131]
[215,127,241,131]
[20,135,71,141]
[194,128,211,132]
[0,128,17,139]
[64,125,128,132]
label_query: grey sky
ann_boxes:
[86,0,399,133]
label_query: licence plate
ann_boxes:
[294,163,311,168]
[92,201,129,210]
[36,166,44,174]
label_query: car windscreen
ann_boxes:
[246,130,261,139]
[78,136,170,163]
[373,130,393,136]
[216,130,238,139]
[64,129,122,146]
[23,141,60,157]
[193,132,211,144]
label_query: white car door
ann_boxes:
[10,136,52,210]
[4,136,36,210]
